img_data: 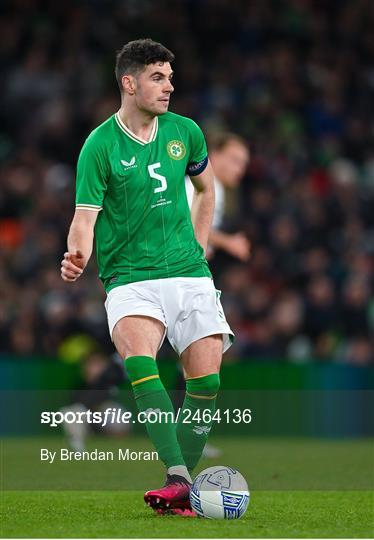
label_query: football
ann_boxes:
[190,466,250,519]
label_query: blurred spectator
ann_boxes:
[303,275,337,340]
[343,337,373,366]
[0,0,373,365]
[341,277,371,337]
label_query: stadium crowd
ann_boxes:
[0,0,372,364]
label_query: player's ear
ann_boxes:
[122,74,136,95]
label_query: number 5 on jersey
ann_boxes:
[148,162,167,193]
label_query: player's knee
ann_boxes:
[186,372,220,398]
[203,372,220,395]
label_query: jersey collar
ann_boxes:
[115,112,158,145]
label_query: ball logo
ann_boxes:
[208,471,230,489]
[190,466,249,520]
[190,489,204,516]
[207,467,236,489]
[167,140,186,160]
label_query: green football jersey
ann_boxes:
[75,111,212,292]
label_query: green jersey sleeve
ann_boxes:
[75,137,109,211]
[187,119,208,165]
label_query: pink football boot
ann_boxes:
[144,474,192,512]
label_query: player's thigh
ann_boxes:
[180,334,223,378]
[112,315,165,359]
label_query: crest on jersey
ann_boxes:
[167,140,186,160]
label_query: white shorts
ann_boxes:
[104,277,234,355]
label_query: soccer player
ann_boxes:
[61,38,233,516]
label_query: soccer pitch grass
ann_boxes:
[2,490,372,538]
[1,436,373,538]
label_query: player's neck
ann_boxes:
[118,104,156,143]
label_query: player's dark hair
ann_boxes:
[207,132,249,152]
[115,38,175,91]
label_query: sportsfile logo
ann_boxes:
[40,407,252,427]
[121,157,137,170]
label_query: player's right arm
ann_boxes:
[61,209,98,282]
[61,133,109,282]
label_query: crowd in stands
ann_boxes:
[0,0,372,364]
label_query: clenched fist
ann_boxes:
[61,250,85,282]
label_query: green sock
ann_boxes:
[176,373,220,472]
[125,355,185,468]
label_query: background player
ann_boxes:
[60,38,233,516]
[186,132,251,262]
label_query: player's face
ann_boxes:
[134,62,174,115]
[212,141,250,188]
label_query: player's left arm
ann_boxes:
[189,159,215,253]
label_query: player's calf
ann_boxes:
[176,372,220,472]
